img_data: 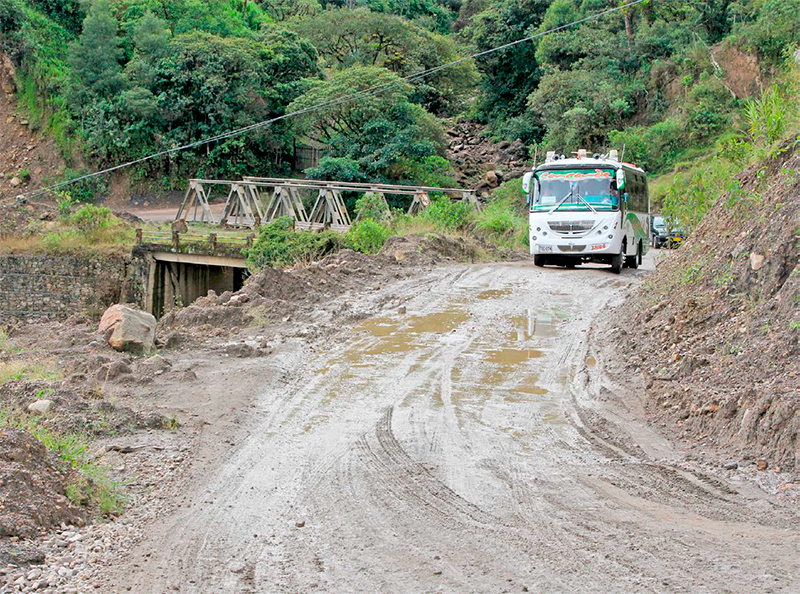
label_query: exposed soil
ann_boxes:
[0,75,65,204]
[2,238,799,592]
[608,142,799,475]
[107,256,799,594]
[0,428,84,539]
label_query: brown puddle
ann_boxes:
[358,317,399,337]
[486,348,544,366]
[408,309,469,334]
[512,384,548,396]
[477,288,511,300]
[585,355,597,368]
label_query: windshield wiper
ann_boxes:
[547,190,575,215]
[575,193,597,214]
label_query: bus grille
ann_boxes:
[558,244,586,252]
[548,220,594,234]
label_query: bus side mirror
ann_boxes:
[522,172,533,196]
[616,169,626,191]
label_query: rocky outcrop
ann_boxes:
[99,305,156,355]
[446,120,529,194]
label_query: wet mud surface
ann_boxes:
[115,259,800,594]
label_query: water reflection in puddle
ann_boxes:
[508,309,558,342]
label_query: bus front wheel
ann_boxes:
[534,255,547,267]
[610,252,623,274]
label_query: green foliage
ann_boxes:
[67,0,124,105]
[660,158,739,235]
[355,193,391,222]
[289,66,445,183]
[745,87,791,145]
[244,216,343,269]
[59,168,107,203]
[609,119,686,173]
[735,0,800,61]
[474,199,527,247]
[68,203,113,233]
[288,8,477,114]
[422,196,473,231]
[345,219,391,253]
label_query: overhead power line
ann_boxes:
[24,0,649,199]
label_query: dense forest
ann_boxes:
[0,0,798,193]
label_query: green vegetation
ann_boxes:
[657,60,799,234]
[244,216,345,268]
[0,408,127,516]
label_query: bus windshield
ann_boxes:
[533,169,618,211]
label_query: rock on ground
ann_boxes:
[98,305,156,355]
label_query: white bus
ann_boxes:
[522,149,650,274]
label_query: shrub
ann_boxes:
[354,193,391,223]
[745,87,790,145]
[69,204,113,233]
[422,196,473,231]
[346,219,390,254]
[244,217,343,269]
[474,200,528,248]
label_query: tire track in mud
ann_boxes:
[116,260,800,594]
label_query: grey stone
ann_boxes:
[27,399,54,414]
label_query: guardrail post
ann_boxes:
[246,234,254,248]
[172,229,180,250]
[135,228,143,244]
[209,233,217,250]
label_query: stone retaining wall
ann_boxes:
[0,254,146,323]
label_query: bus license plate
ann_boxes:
[591,243,607,251]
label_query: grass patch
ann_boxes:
[0,204,136,254]
[0,359,61,385]
[0,408,127,517]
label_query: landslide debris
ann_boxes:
[608,143,799,471]
[0,428,84,539]
[157,233,482,338]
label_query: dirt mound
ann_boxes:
[607,143,799,470]
[158,234,482,336]
[0,428,84,538]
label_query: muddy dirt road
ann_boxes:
[117,259,800,594]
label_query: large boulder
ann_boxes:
[98,305,156,355]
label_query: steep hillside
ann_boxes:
[0,81,64,202]
[608,140,799,471]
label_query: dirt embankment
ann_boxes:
[607,144,799,472]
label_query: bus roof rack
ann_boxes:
[609,149,619,161]
[545,151,556,162]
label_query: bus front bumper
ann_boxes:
[530,238,621,257]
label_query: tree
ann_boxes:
[288,8,478,114]
[465,0,549,139]
[260,0,321,21]
[67,0,125,106]
[288,66,446,182]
